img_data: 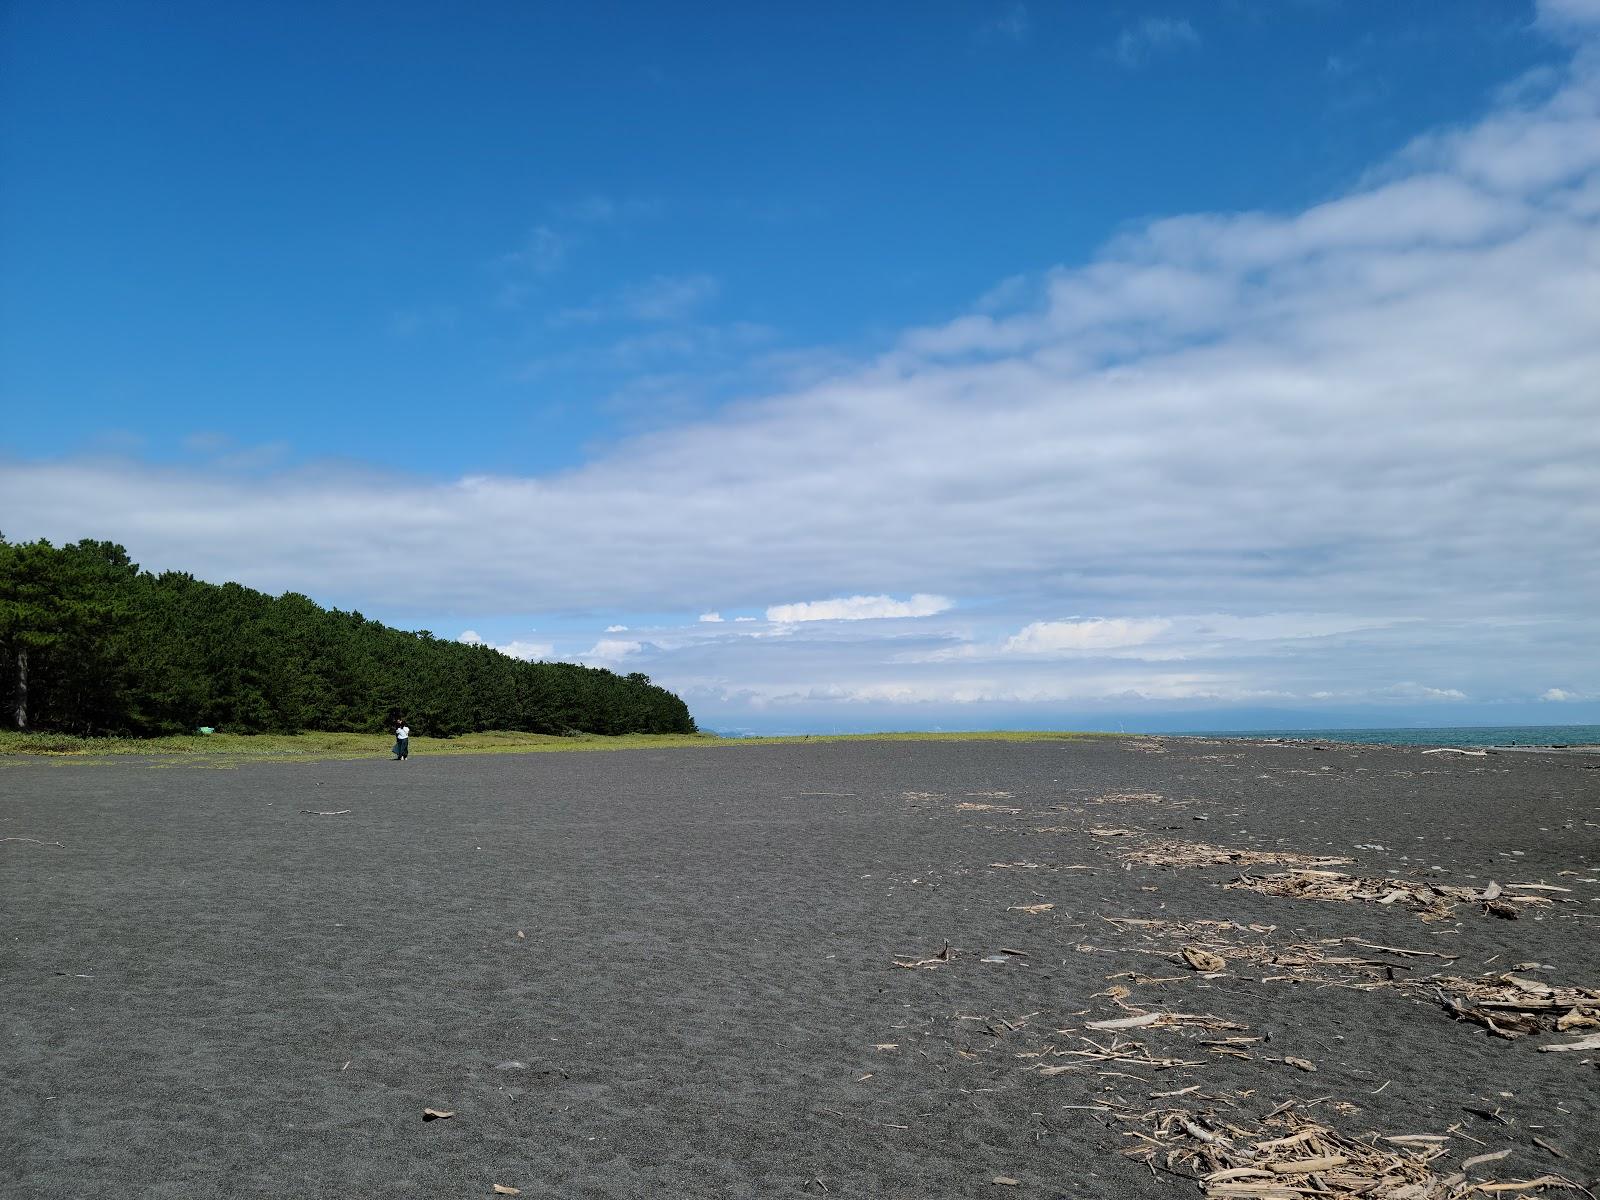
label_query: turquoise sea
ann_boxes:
[1189,724,1600,748]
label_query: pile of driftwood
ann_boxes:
[1100,916,1457,989]
[1120,840,1352,870]
[1124,1103,1579,1198]
[1225,870,1555,921]
[1026,1008,1252,1075]
[1427,973,1600,1043]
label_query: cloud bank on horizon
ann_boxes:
[4,3,1599,729]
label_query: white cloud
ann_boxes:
[1539,0,1600,32]
[580,638,643,664]
[498,640,556,661]
[1383,682,1468,701]
[457,630,554,661]
[734,616,757,622]
[766,594,954,623]
[1542,686,1580,700]
[605,624,629,632]
[698,611,724,622]
[1110,17,1200,68]
[1003,618,1171,654]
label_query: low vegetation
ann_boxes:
[0,727,1110,760]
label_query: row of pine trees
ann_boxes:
[0,535,696,738]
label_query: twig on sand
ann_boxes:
[2,836,64,847]
[816,1107,909,1131]
[1338,938,1459,960]
[894,940,953,969]
[299,809,351,816]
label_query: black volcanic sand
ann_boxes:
[3,738,1597,1198]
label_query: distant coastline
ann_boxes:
[1185,723,1600,749]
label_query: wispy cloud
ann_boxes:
[1538,0,1600,34]
[458,630,554,661]
[766,595,954,623]
[982,3,1029,42]
[1541,686,1586,701]
[555,194,663,224]
[493,225,568,306]
[500,226,566,275]
[554,273,720,327]
[1003,618,1171,654]
[1109,17,1200,68]
[579,638,644,664]
[617,274,720,323]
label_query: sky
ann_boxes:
[3,1,1598,734]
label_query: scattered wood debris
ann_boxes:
[1090,792,1166,804]
[422,1108,455,1121]
[1182,945,1228,973]
[893,941,953,969]
[989,861,1099,871]
[299,809,351,816]
[956,802,1022,813]
[1123,840,1352,869]
[1226,870,1553,921]
[1427,974,1600,1041]
[492,1186,521,1196]
[1035,1034,1205,1071]
[1084,1011,1246,1033]
[1007,903,1055,914]
[1123,1104,1579,1198]
[982,948,1030,964]
[1101,917,1403,987]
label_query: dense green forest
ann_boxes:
[0,535,696,737]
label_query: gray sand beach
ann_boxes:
[3,737,1597,1197]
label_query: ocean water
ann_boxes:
[1187,724,1600,748]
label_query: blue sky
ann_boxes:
[3,1,1599,732]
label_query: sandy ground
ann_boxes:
[2,737,1597,1198]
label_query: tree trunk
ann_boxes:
[14,646,27,731]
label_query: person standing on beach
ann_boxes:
[392,721,410,761]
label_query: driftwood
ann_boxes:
[1225,869,1552,921]
[1124,1104,1579,1198]
[1122,840,1351,870]
[893,941,953,969]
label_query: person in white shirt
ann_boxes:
[392,722,410,761]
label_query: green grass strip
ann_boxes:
[0,727,1114,763]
